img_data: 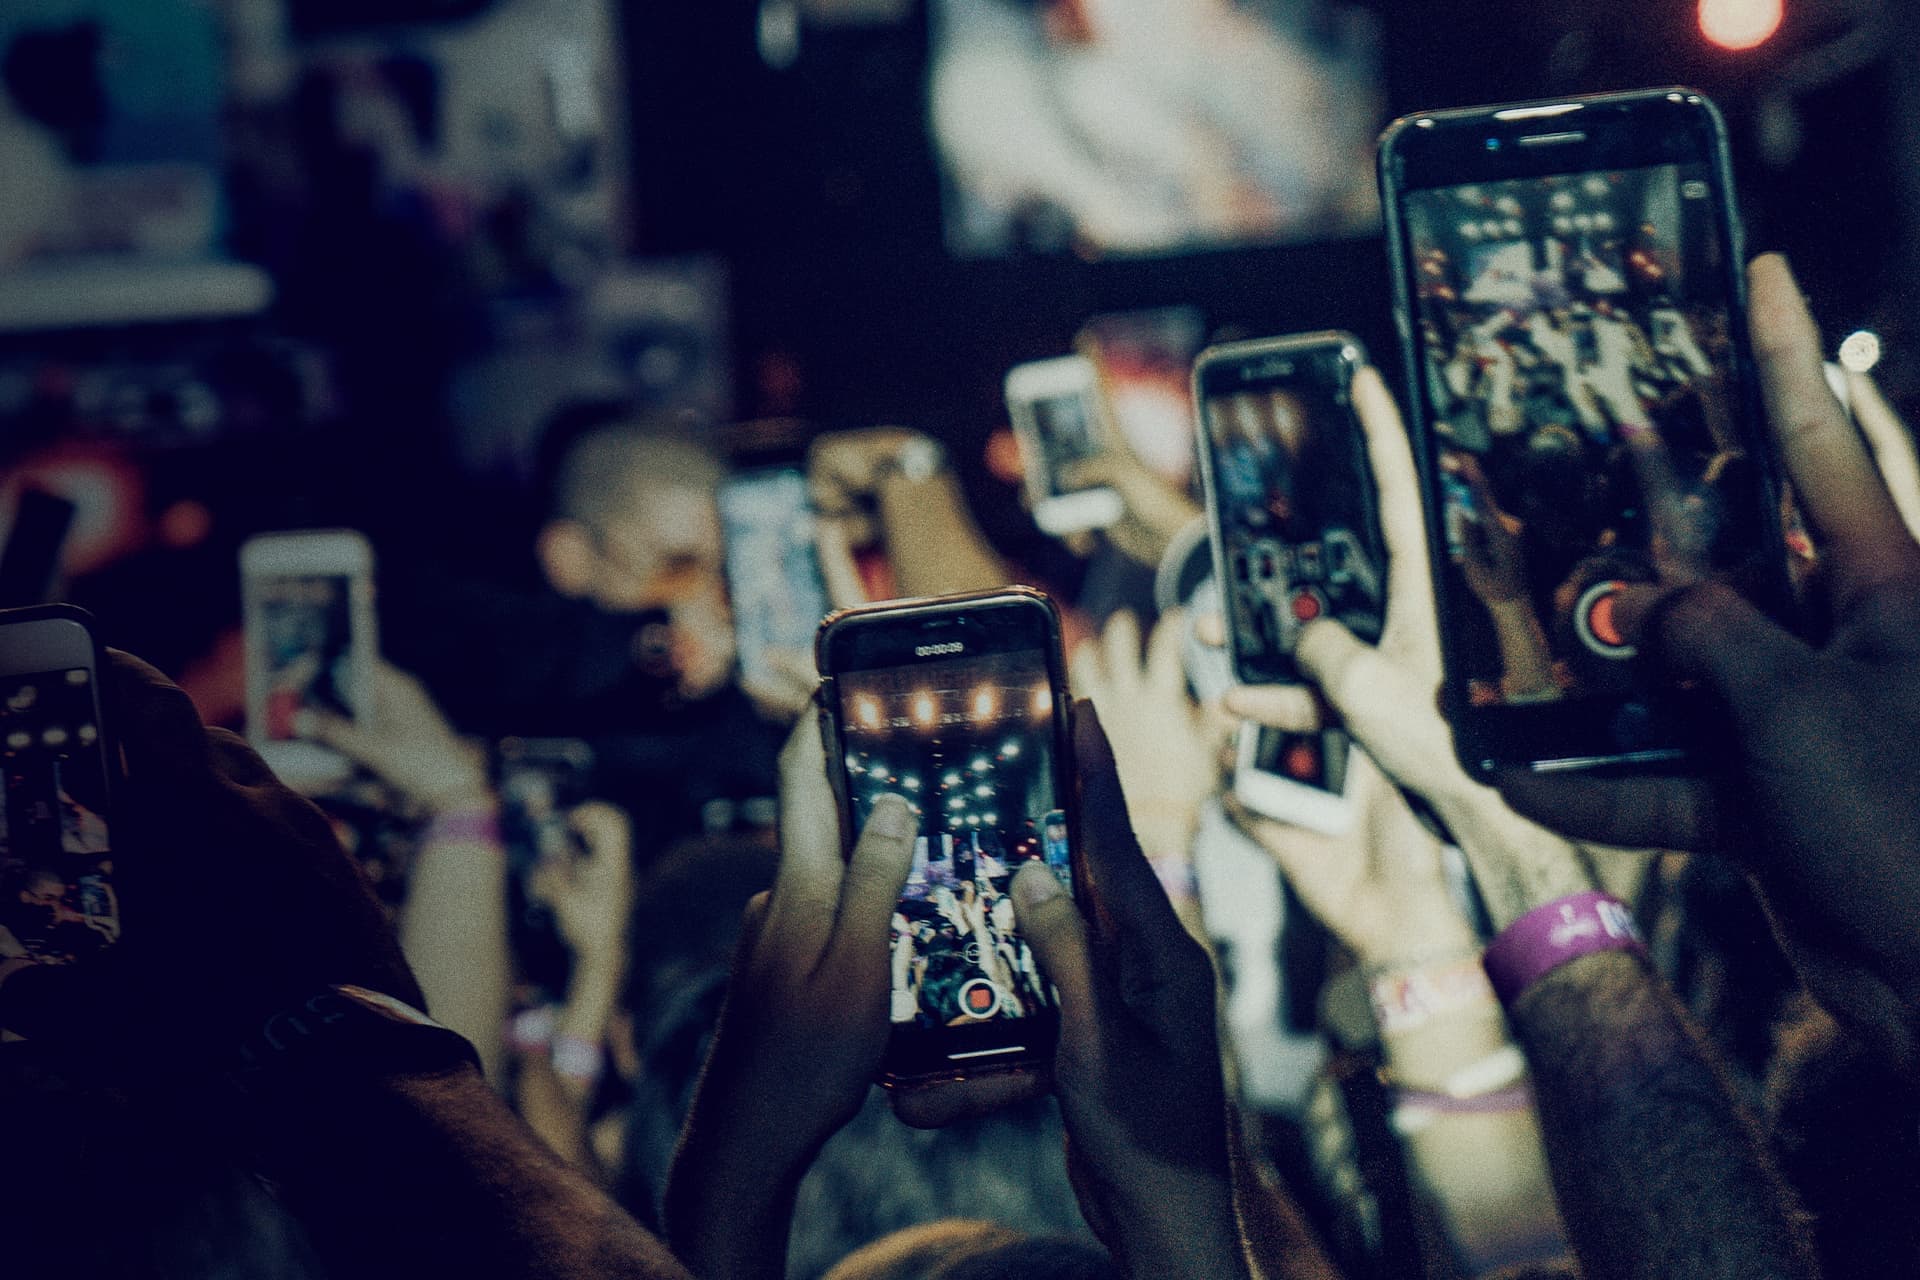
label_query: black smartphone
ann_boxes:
[816,588,1077,1086]
[717,467,832,691]
[1379,87,1792,776]
[0,605,117,1026]
[496,736,596,998]
[1194,332,1388,688]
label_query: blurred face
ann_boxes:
[589,481,725,614]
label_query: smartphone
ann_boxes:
[1233,721,1355,834]
[816,588,1078,1086]
[1194,333,1387,686]
[1005,356,1124,536]
[1077,306,1209,493]
[718,468,832,692]
[241,530,376,789]
[0,606,117,1008]
[496,736,596,999]
[1379,87,1792,776]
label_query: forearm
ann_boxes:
[663,1104,804,1280]
[876,472,1009,596]
[1381,1007,1565,1274]
[1507,951,1818,1279]
[400,815,512,1083]
[252,1065,693,1280]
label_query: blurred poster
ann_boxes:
[930,0,1382,259]
[0,0,226,269]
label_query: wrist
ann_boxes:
[1484,890,1647,1006]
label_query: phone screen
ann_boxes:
[719,470,831,688]
[1403,159,1768,717]
[1247,725,1350,797]
[0,666,115,968]
[255,574,356,740]
[834,642,1066,1047]
[497,738,595,998]
[1199,341,1386,685]
[1027,390,1103,500]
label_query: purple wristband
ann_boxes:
[1482,891,1646,1006]
[424,806,502,848]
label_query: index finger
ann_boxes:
[1750,255,1920,607]
[1845,369,1920,545]
[1352,367,1438,647]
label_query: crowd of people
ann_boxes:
[4,127,1920,1280]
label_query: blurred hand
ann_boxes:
[1500,256,1920,1064]
[1070,610,1222,862]
[808,428,937,547]
[0,653,422,1063]
[668,577,738,703]
[306,660,487,812]
[1065,448,1201,569]
[530,802,635,972]
[1228,751,1476,972]
[740,648,820,725]
[1012,706,1250,1280]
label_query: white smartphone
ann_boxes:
[241,530,376,789]
[0,606,119,1011]
[1005,355,1124,536]
[1232,720,1354,835]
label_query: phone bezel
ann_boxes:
[1378,87,1792,777]
[1005,356,1123,534]
[1191,330,1385,687]
[815,587,1079,1086]
[240,530,377,787]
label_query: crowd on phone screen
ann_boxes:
[8,140,1920,1280]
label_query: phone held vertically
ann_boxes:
[496,736,596,1000]
[241,530,377,789]
[718,468,832,692]
[1005,356,1125,536]
[0,605,118,1016]
[816,588,1078,1087]
[1193,332,1387,687]
[1379,87,1793,777]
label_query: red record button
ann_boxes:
[1574,580,1637,659]
[1291,590,1324,622]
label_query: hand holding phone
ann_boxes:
[0,606,117,1009]
[1006,357,1125,535]
[242,530,377,790]
[1007,708,1252,1280]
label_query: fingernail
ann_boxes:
[1014,860,1062,909]
[867,794,915,839]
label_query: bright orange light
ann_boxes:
[1699,0,1782,51]
[971,687,997,720]
[912,692,936,726]
[855,696,882,730]
[1030,686,1052,717]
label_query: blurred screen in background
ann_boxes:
[928,0,1383,259]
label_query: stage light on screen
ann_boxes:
[971,687,997,720]
[1030,687,1052,717]
[902,775,922,791]
[1840,330,1883,373]
[1699,0,1783,51]
[855,697,883,731]
[971,756,991,773]
[912,692,936,726]
[1001,741,1021,759]
[974,783,992,798]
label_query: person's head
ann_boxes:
[533,400,726,614]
